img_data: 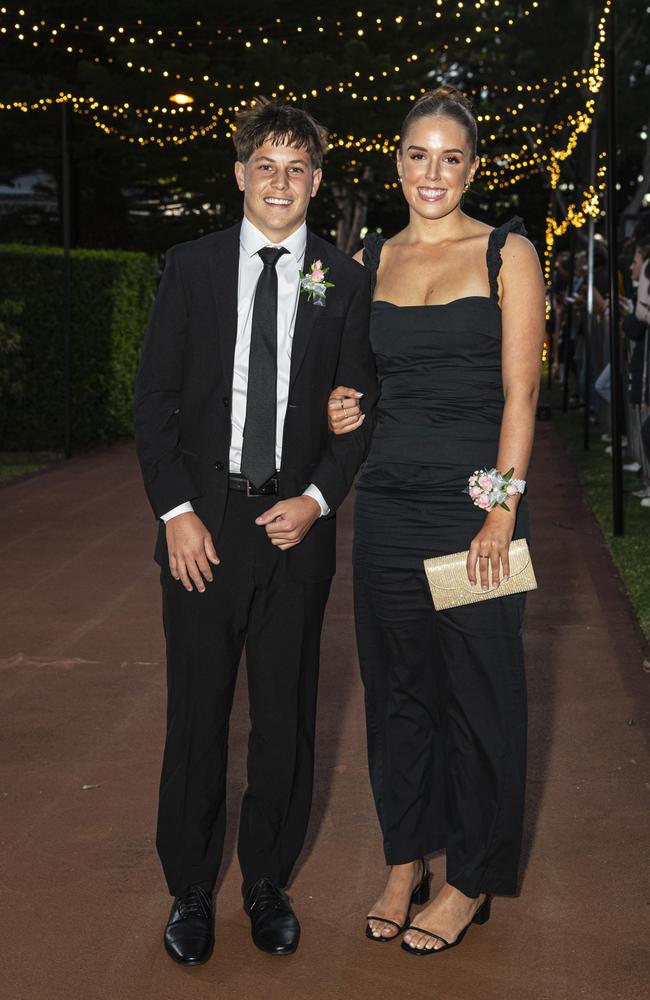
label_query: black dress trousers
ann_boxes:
[156,489,331,896]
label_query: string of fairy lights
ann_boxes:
[0,0,608,161]
[0,0,619,285]
[0,1,542,52]
[0,2,543,104]
[541,1,610,285]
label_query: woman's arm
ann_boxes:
[466,233,546,589]
[327,248,367,434]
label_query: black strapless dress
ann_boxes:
[354,219,529,897]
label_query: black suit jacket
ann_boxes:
[134,222,378,581]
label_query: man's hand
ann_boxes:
[255,496,321,551]
[165,512,220,592]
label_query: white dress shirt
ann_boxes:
[161,216,329,521]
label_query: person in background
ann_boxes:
[624,240,650,502]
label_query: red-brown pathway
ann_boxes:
[0,422,647,1000]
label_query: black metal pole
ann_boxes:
[562,226,577,412]
[546,301,554,389]
[62,100,72,459]
[605,6,624,535]
[584,123,598,452]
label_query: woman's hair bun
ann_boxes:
[418,85,474,115]
[400,85,478,158]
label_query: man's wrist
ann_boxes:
[161,501,194,523]
[300,494,321,519]
[302,483,330,517]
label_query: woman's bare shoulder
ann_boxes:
[500,233,545,304]
[501,232,542,272]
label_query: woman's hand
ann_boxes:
[327,386,365,435]
[466,507,516,590]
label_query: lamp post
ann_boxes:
[605,5,624,536]
[584,123,598,453]
[61,98,72,460]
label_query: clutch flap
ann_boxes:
[424,538,532,594]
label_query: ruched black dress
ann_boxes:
[354,218,529,897]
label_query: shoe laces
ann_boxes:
[248,878,285,912]
[177,885,211,920]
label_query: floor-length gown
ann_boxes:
[354,218,529,897]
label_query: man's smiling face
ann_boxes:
[234,138,322,243]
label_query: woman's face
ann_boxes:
[630,248,643,282]
[396,114,479,221]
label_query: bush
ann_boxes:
[0,299,26,445]
[0,244,157,450]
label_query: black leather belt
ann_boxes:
[228,472,280,497]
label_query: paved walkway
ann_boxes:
[0,423,647,1000]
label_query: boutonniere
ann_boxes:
[299,259,335,307]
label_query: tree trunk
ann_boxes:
[332,165,373,255]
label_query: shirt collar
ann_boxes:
[240,215,307,262]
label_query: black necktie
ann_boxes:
[240,246,289,489]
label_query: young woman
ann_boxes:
[625,240,650,502]
[329,86,545,954]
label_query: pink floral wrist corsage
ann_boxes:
[466,467,526,512]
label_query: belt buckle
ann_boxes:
[246,476,277,497]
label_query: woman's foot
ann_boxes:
[402,883,486,952]
[366,860,427,940]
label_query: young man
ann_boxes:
[134,99,377,964]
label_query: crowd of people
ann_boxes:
[549,212,650,507]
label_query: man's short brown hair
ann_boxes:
[233,98,329,170]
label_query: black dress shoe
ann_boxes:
[164,885,214,965]
[243,878,300,955]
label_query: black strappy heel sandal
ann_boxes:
[400,894,492,955]
[365,860,432,942]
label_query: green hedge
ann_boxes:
[0,244,157,450]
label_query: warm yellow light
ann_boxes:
[169,92,194,105]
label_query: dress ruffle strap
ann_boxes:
[363,233,386,296]
[487,216,527,300]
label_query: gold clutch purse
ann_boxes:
[423,538,537,611]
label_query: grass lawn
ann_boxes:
[540,384,650,642]
[0,452,62,485]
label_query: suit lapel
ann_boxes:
[208,222,241,390]
[209,224,331,392]
[289,230,327,391]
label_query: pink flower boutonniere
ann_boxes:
[299,259,334,307]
